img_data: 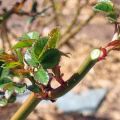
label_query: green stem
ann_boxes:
[10,49,101,120]
[10,93,41,120]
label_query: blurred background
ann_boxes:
[0,0,120,120]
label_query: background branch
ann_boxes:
[59,12,96,48]
[50,0,59,26]
[62,0,89,36]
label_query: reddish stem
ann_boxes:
[52,65,65,85]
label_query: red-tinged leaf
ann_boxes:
[107,40,120,47]
[11,68,32,75]
[4,62,22,69]
[0,53,17,62]
[106,40,120,51]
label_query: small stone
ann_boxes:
[56,88,108,115]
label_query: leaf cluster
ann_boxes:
[93,0,119,22]
[0,28,67,106]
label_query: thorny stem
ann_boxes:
[10,48,103,120]
[52,66,65,85]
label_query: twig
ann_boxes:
[3,24,12,50]
[25,4,52,32]
[16,5,52,18]
[50,0,59,26]
[62,0,89,36]
[0,26,6,50]
[0,0,27,25]
[0,0,27,50]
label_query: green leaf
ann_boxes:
[27,84,40,93]
[38,29,60,60]
[4,62,22,69]
[0,68,9,79]
[24,48,39,67]
[107,12,118,22]
[15,49,23,63]
[13,32,39,49]
[0,78,26,94]
[14,83,26,94]
[0,98,8,107]
[2,82,14,91]
[34,68,49,85]
[47,28,60,48]
[0,78,13,91]
[0,77,12,85]
[37,29,60,60]
[40,49,61,69]
[93,1,118,22]
[33,37,48,58]
[12,40,33,49]
[94,1,114,13]
[19,32,40,41]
